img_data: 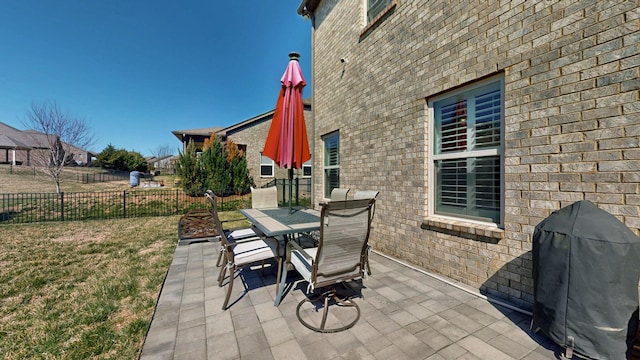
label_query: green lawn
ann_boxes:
[0,216,179,359]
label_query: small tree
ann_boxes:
[175,140,202,196]
[24,100,94,193]
[96,144,148,172]
[227,141,252,195]
[201,136,231,194]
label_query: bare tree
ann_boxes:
[24,100,95,193]
[150,144,175,159]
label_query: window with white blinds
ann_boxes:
[432,78,503,224]
[302,159,312,177]
[260,153,274,177]
[367,0,392,23]
[323,132,340,198]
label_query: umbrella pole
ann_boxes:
[288,168,294,213]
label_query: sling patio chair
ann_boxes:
[251,186,278,209]
[276,198,375,333]
[329,187,350,201]
[205,190,261,267]
[206,192,283,310]
[353,190,380,275]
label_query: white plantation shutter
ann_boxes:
[433,80,503,223]
[324,132,340,197]
[367,0,391,22]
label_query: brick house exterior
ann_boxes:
[218,99,313,189]
[299,0,639,308]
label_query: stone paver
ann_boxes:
[140,241,563,359]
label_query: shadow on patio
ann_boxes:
[140,241,563,359]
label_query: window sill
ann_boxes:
[360,1,397,40]
[421,217,504,243]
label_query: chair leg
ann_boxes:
[222,266,235,310]
[274,258,288,306]
[274,257,282,297]
[218,263,227,287]
[216,246,224,267]
[296,288,361,333]
[365,245,372,275]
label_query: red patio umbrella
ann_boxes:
[262,52,311,210]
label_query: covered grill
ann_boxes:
[532,200,640,359]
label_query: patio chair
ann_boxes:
[205,190,261,267]
[329,187,350,201]
[251,186,278,209]
[206,192,283,310]
[279,198,375,332]
[353,190,380,275]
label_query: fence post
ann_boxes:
[175,189,179,214]
[123,191,127,218]
[60,192,65,221]
[295,177,299,206]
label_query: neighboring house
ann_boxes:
[0,121,94,165]
[172,100,313,189]
[217,98,313,188]
[171,127,223,153]
[297,0,639,309]
[146,155,176,170]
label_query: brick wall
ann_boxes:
[310,0,639,308]
[226,108,313,189]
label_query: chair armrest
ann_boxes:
[224,228,262,244]
[288,240,313,261]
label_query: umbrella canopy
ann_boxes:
[262,52,311,170]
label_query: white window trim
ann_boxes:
[323,132,340,199]
[302,161,312,178]
[260,153,274,178]
[365,0,393,24]
[427,74,505,228]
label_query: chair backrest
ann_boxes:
[312,198,375,288]
[205,191,235,261]
[251,186,278,209]
[353,190,379,200]
[330,188,350,201]
[353,190,380,220]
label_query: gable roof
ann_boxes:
[217,98,312,138]
[171,127,223,142]
[0,134,32,150]
[0,121,50,149]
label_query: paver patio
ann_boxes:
[140,240,563,359]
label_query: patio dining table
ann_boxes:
[239,206,321,306]
[240,206,320,238]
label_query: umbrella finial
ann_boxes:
[289,52,300,61]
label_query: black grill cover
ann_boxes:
[532,200,640,359]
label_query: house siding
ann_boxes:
[309,0,639,308]
[225,107,313,189]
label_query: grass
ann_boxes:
[0,167,245,358]
[0,164,180,194]
[0,217,179,359]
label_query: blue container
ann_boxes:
[130,171,140,187]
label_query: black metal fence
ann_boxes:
[73,171,130,184]
[0,189,249,224]
[0,165,131,184]
[264,178,312,207]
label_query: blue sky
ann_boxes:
[0,1,311,156]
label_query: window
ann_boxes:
[260,153,274,177]
[323,132,340,198]
[367,0,392,23]
[302,159,312,177]
[430,77,504,225]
